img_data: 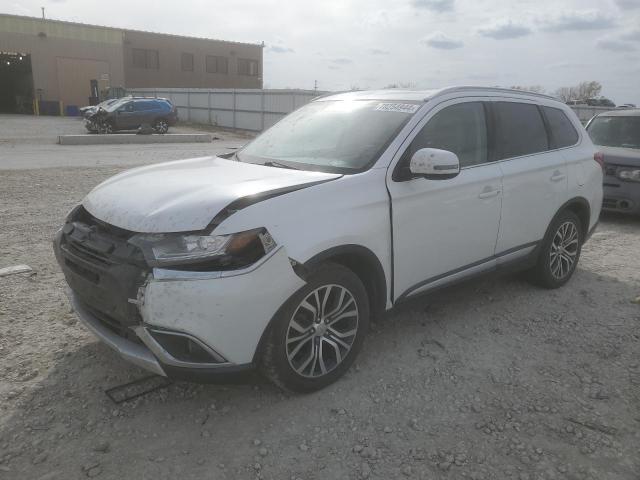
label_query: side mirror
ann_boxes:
[409,148,460,180]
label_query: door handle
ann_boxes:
[478,187,501,199]
[550,171,566,182]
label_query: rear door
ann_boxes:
[492,101,568,255]
[133,100,156,127]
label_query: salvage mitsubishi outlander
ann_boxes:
[54,87,603,392]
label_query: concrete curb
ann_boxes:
[58,133,212,145]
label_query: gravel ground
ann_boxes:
[1,115,640,480]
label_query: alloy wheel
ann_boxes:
[155,120,168,134]
[549,221,579,280]
[286,284,359,378]
[99,122,112,134]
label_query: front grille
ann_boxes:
[54,206,149,328]
[603,198,618,209]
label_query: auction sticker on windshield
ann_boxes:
[375,103,420,114]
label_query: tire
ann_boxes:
[85,121,98,133]
[153,119,169,134]
[260,262,369,393]
[98,121,113,135]
[527,210,583,289]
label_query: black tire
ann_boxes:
[98,121,113,134]
[153,118,169,134]
[260,262,369,393]
[527,210,583,289]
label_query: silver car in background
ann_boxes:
[586,109,640,215]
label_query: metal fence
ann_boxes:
[128,87,614,130]
[127,88,325,131]
[569,105,612,124]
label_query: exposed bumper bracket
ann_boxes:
[66,290,167,377]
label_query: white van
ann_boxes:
[54,87,603,392]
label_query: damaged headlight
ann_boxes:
[130,228,276,270]
[617,168,640,182]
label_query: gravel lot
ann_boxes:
[1,114,639,480]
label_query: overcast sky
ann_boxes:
[5,0,640,104]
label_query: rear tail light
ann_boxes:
[594,152,605,168]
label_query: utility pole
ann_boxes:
[314,80,318,92]
[41,7,45,19]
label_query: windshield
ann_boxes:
[103,99,127,112]
[587,115,640,149]
[237,100,419,173]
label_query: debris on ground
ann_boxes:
[0,264,32,277]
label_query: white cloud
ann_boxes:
[615,0,640,10]
[421,31,463,49]
[621,29,640,41]
[477,19,532,39]
[596,36,637,52]
[539,10,617,32]
[412,0,455,13]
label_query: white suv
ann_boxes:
[54,87,603,392]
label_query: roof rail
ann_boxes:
[431,86,558,101]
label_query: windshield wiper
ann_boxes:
[262,160,300,170]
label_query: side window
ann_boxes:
[407,102,488,168]
[155,101,170,111]
[134,100,157,111]
[493,102,549,159]
[543,107,579,148]
[118,102,133,112]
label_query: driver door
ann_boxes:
[387,99,503,301]
[115,101,135,130]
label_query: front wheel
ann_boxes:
[260,263,369,393]
[153,119,169,134]
[527,210,583,289]
[97,121,113,134]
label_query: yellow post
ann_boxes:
[33,99,39,116]
[59,101,64,116]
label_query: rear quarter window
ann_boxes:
[543,107,579,149]
[157,101,171,111]
[493,102,549,160]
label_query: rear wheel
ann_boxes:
[260,263,369,392]
[153,119,169,134]
[528,210,582,289]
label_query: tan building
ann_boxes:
[0,13,263,114]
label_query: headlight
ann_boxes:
[130,227,276,269]
[617,168,640,182]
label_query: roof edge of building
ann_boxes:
[0,12,263,48]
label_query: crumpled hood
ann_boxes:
[83,156,340,232]
[599,146,640,167]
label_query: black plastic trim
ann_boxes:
[304,244,388,313]
[396,240,540,302]
[160,362,256,384]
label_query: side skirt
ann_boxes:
[394,241,540,304]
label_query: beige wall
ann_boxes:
[123,30,262,89]
[0,14,263,108]
[0,15,125,107]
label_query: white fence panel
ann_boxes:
[129,88,608,131]
[128,88,322,131]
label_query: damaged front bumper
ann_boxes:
[53,210,305,381]
[66,289,166,376]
